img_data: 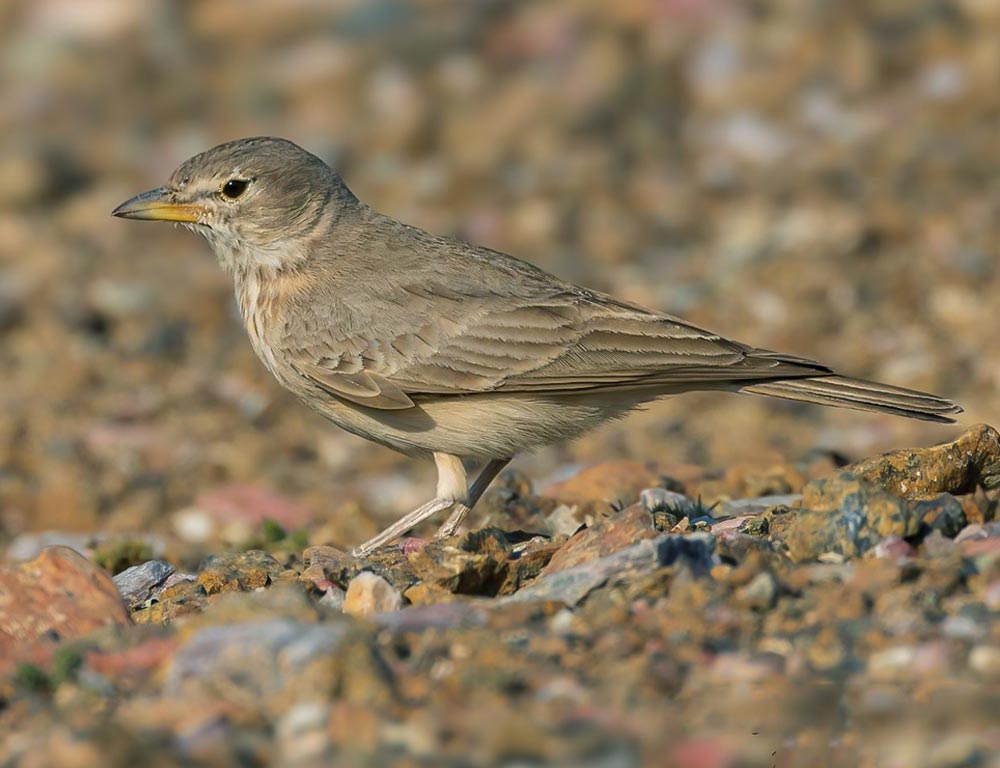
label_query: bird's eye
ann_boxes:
[220,179,250,200]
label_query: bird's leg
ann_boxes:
[351,453,468,557]
[435,457,512,538]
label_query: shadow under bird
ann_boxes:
[113,137,963,555]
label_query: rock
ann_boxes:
[873,536,917,560]
[846,424,1000,498]
[914,494,966,537]
[401,581,459,607]
[407,527,511,596]
[734,571,778,610]
[196,550,285,595]
[343,572,403,615]
[135,578,207,625]
[921,530,956,558]
[498,537,563,595]
[955,522,1000,543]
[299,545,361,591]
[275,701,330,765]
[318,586,347,611]
[785,472,923,561]
[84,637,179,681]
[983,579,1000,611]
[355,546,420,594]
[506,533,717,606]
[112,560,176,608]
[0,547,131,671]
[165,618,373,708]
[372,602,488,632]
[170,586,320,633]
[541,504,656,575]
[171,508,216,544]
[960,536,1000,565]
[968,646,1000,677]
[544,504,588,537]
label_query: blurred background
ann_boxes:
[1,0,998,555]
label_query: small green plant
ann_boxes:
[14,663,51,693]
[260,518,286,543]
[94,540,154,575]
[50,647,84,686]
[245,518,309,550]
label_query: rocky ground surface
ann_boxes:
[2,425,999,767]
[3,0,1000,765]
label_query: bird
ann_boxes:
[113,137,962,556]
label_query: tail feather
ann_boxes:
[740,375,962,423]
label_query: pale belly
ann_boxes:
[294,387,652,459]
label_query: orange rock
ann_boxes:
[847,424,1000,500]
[541,504,657,575]
[0,547,131,672]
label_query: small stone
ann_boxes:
[355,546,420,594]
[498,537,563,595]
[734,571,778,610]
[921,530,956,558]
[955,523,990,543]
[913,494,966,537]
[873,536,916,560]
[968,645,1000,677]
[545,504,587,538]
[317,586,346,611]
[343,572,403,615]
[196,550,285,595]
[942,615,984,641]
[276,701,330,765]
[402,582,458,607]
[407,527,511,595]
[868,646,916,677]
[299,546,361,591]
[400,537,427,556]
[983,580,1000,610]
[172,508,215,544]
[112,560,176,608]
[785,472,922,561]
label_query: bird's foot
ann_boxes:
[351,497,458,558]
[434,502,471,539]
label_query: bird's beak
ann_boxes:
[112,187,204,223]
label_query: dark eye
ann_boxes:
[221,179,250,200]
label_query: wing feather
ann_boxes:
[281,281,833,409]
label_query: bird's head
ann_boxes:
[113,137,357,273]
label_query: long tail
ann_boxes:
[740,375,963,423]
